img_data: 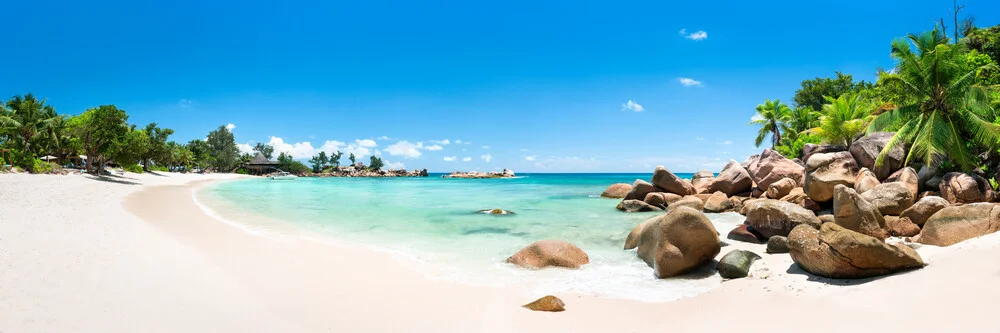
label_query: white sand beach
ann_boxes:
[3,173,1000,332]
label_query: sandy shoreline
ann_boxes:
[2,172,1000,332]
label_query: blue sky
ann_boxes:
[3,0,999,172]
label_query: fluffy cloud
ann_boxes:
[425,145,443,151]
[319,140,345,153]
[377,136,391,140]
[226,123,236,131]
[622,100,644,112]
[480,154,492,162]
[679,29,707,40]
[430,139,451,145]
[679,78,702,86]
[454,139,468,144]
[385,140,424,159]
[443,156,457,162]
[696,137,705,141]
[237,142,254,154]
[525,155,536,161]
[355,139,377,148]
[462,157,472,162]
[751,114,765,122]
[268,136,317,159]
[385,161,405,169]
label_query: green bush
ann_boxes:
[776,134,822,159]
[148,165,169,172]
[123,164,144,173]
[30,159,61,174]
[235,168,250,175]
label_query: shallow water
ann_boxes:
[198,173,745,302]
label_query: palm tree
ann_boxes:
[785,106,822,142]
[868,27,1000,170]
[750,99,793,148]
[4,94,62,159]
[805,94,871,147]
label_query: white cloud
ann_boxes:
[722,140,733,145]
[462,157,472,162]
[431,139,451,145]
[525,155,536,161]
[480,154,492,162]
[621,100,644,112]
[344,144,371,159]
[443,156,457,162]
[355,139,377,148]
[377,136,391,140]
[319,140,345,153]
[680,29,708,41]
[225,123,236,131]
[751,114,765,122]
[425,144,443,151]
[696,137,705,141]
[454,139,468,145]
[679,78,702,86]
[237,142,254,155]
[385,140,424,159]
[268,136,317,159]
[385,161,405,170]
[481,146,490,149]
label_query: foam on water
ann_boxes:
[198,173,747,302]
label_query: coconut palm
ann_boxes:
[750,99,793,148]
[805,94,871,147]
[4,94,62,158]
[784,106,822,142]
[868,27,1000,170]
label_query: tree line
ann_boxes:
[750,19,1000,175]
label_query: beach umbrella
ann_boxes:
[40,155,57,161]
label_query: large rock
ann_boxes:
[691,170,715,194]
[854,168,880,194]
[708,160,753,195]
[652,166,695,195]
[802,144,846,164]
[623,179,655,201]
[717,250,762,279]
[643,192,681,208]
[506,240,590,269]
[601,183,632,198]
[636,207,721,278]
[885,216,921,237]
[859,182,916,216]
[886,167,920,199]
[900,196,949,226]
[804,151,860,202]
[918,203,1000,246]
[939,172,990,204]
[617,199,663,212]
[727,224,766,243]
[624,218,655,250]
[748,149,805,190]
[744,199,822,238]
[788,223,924,278]
[766,235,790,254]
[918,164,939,192]
[703,191,734,213]
[766,178,796,199]
[850,132,906,180]
[523,295,565,312]
[668,196,704,212]
[833,184,888,239]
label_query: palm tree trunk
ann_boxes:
[770,120,782,149]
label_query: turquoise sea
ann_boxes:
[198,173,745,302]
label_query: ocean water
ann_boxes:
[197,173,746,302]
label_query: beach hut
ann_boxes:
[243,153,279,175]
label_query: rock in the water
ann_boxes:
[804,151,859,202]
[900,196,949,227]
[918,203,1000,246]
[850,132,906,180]
[652,165,696,195]
[885,216,920,237]
[859,182,916,216]
[833,184,888,239]
[939,172,990,204]
[748,149,805,190]
[766,235,790,254]
[668,196,705,212]
[854,168,880,194]
[624,179,656,201]
[708,160,753,196]
[886,167,919,199]
[624,218,655,250]
[691,170,715,194]
[744,199,822,238]
[766,177,797,199]
[505,240,590,269]
[727,224,766,243]
[717,250,762,279]
[636,207,721,278]
[617,199,663,213]
[523,295,565,312]
[477,208,515,215]
[788,223,924,278]
[703,191,734,213]
[601,183,632,198]
[644,192,681,208]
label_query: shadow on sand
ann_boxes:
[83,174,141,186]
[783,263,904,286]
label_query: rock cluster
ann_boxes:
[308,167,429,178]
[442,169,516,179]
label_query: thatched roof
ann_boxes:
[247,153,277,165]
